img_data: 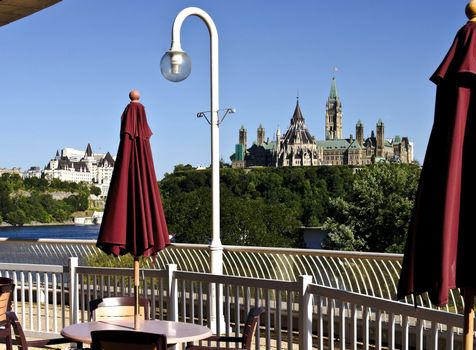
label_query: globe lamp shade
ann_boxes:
[160,49,192,82]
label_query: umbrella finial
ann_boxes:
[129,89,141,101]
[466,1,476,21]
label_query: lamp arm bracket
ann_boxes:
[197,108,236,126]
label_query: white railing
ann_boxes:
[0,238,465,313]
[1,259,471,350]
[0,262,70,338]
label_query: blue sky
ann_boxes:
[0,1,469,179]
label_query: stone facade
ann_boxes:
[231,77,414,168]
[43,144,115,197]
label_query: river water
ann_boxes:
[0,224,99,240]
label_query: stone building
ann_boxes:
[275,100,322,167]
[230,77,414,168]
[43,144,115,197]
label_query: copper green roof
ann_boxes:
[262,141,276,150]
[329,77,338,99]
[377,119,384,126]
[347,139,363,149]
[316,139,350,149]
[250,141,276,151]
[356,119,363,127]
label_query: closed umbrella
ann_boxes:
[397,3,476,349]
[97,90,170,329]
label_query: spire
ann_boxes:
[292,99,304,123]
[329,76,338,99]
[85,143,93,157]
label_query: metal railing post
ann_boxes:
[68,257,79,324]
[167,264,178,322]
[299,275,313,350]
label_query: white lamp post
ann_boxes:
[161,7,231,333]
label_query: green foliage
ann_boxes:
[0,175,99,226]
[64,193,89,211]
[160,166,354,248]
[164,187,212,244]
[173,164,196,172]
[86,252,137,268]
[160,164,419,252]
[23,176,49,191]
[5,209,27,226]
[322,164,420,253]
[220,190,302,247]
[90,186,102,196]
[321,217,365,251]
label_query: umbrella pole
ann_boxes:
[464,288,474,350]
[134,257,140,330]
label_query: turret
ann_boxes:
[239,125,247,150]
[356,120,364,146]
[257,124,265,146]
[376,119,384,157]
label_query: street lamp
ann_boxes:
[161,7,231,333]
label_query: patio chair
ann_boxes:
[89,296,150,321]
[6,311,78,350]
[186,306,266,350]
[91,330,167,350]
[0,277,14,350]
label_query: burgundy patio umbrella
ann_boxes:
[97,90,170,329]
[397,3,476,349]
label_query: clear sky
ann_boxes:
[0,1,469,179]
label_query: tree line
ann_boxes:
[0,173,101,226]
[159,164,420,253]
[1,163,420,253]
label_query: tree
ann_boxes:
[173,164,195,172]
[164,188,212,244]
[323,164,420,253]
[5,209,27,226]
[64,193,89,212]
[220,190,302,247]
[321,218,365,251]
[90,186,102,196]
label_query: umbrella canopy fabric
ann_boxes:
[397,21,476,306]
[97,100,170,258]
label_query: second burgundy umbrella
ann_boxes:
[397,4,476,349]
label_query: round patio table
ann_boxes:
[61,319,213,345]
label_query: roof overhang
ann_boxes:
[0,0,62,27]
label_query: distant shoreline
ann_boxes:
[0,221,75,228]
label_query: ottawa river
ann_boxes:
[0,224,99,240]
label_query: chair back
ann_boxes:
[0,278,14,326]
[6,312,28,350]
[91,330,166,350]
[6,311,76,350]
[89,296,150,321]
[242,307,265,350]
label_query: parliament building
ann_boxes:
[230,77,413,168]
